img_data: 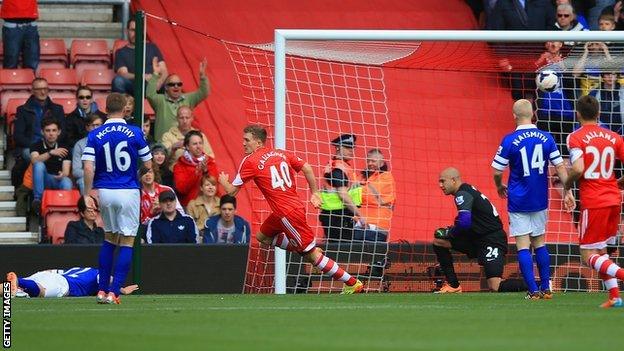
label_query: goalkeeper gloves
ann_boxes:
[434,226,454,240]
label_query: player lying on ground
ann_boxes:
[564,95,624,308]
[6,267,138,298]
[218,125,363,294]
[492,99,569,300]
[434,167,508,293]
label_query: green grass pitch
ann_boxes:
[9,292,621,350]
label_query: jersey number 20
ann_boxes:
[103,141,131,172]
[271,161,292,191]
[519,144,545,177]
[585,145,614,179]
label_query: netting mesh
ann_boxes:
[225,38,624,293]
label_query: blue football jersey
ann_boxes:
[81,118,152,189]
[491,124,563,212]
[62,267,99,297]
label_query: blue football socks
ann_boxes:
[110,246,133,296]
[98,240,116,292]
[18,278,40,297]
[518,249,538,293]
[534,246,551,291]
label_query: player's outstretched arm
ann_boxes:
[120,284,139,295]
[218,171,240,196]
[301,163,322,208]
[491,168,507,199]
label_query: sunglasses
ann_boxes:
[32,87,49,91]
[166,82,183,87]
[78,95,92,100]
[557,13,571,18]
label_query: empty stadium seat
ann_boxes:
[41,189,81,217]
[80,69,114,91]
[70,39,110,66]
[95,96,107,113]
[39,39,68,67]
[54,98,76,115]
[144,99,155,120]
[46,211,80,244]
[39,68,78,91]
[0,68,35,90]
[74,62,110,81]
[49,91,76,101]
[4,97,28,145]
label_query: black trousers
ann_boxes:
[319,209,354,242]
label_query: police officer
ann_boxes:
[319,134,363,242]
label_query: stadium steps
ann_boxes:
[38,4,121,40]
[0,231,39,244]
[0,217,26,232]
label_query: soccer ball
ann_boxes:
[536,70,559,92]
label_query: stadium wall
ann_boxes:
[0,245,248,294]
[132,0,524,242]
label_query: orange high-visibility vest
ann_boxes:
[360,171,395,230]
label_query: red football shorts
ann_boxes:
[260,208,316,253]
[579,205,620,250]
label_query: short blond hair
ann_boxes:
[512,99,533,120]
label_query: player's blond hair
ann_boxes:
[512,99,533,120]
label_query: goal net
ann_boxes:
[225,31,624,294]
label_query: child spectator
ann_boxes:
[151,143,174,189]
[203,194,250,244]
[64,195,104,244]
[589,71,624,134]
[186,176,220,236]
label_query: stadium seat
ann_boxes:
[39,68,78,91]
[144,99,155,120]
[49,91,76,101]
[0,91,30,119]
[41,189,81,217]
[46,211,80,244]
[70,39,110,67]
[39,39,68,67]
[74,62,110,82]
[80,69,114,91]
[0,68,35,90]
[95,96,107,113]
[54,98,76,115]
[4,97,28,146]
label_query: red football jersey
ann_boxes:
[567,124,624,209]
[233,147,306,216]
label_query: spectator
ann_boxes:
[535,41,565,68]
[572,41,612,96]
[65,85,106,146]
[173,130,218,207]
[147,58,210,141]
[151,143,174,189]
[203,194,250,244]
[143,119,155,147]
[14,78,64,162]
[319,134,363,242]
[556,0,590,29]
[589,0,616,31]
[186,175,220,235]
[146,190,197,244]
[72,114,103,195]
[161,106,214,163]
[122,94,135,124]
[487,0,556,30]
[139,164,182,224]
[112,18,165,95]
[554,3,588,46]
[601,0,624,30]
[599,13,617,31]
[589,71,624,133]
[355,149,395,242]
[1,0,39,70]
[64,195,104,244]
[30,118,72,215]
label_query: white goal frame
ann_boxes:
[272,29,623,294]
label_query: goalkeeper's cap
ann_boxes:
[331,134,356,149]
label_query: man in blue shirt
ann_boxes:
[492,99,570,299]
[6,267,138,298]
[146,190,198,244]
[82,93,152,304]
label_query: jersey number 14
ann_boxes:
[103,141,131,172]
[519,144,545,177]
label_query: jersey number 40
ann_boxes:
[103,141,131,172]
[270,161,293,191]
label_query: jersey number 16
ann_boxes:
[103,141,131,172]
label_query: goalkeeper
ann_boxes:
[433,167,508,293]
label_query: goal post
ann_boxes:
[271,29,624,294]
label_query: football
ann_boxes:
[536,70,559,92]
